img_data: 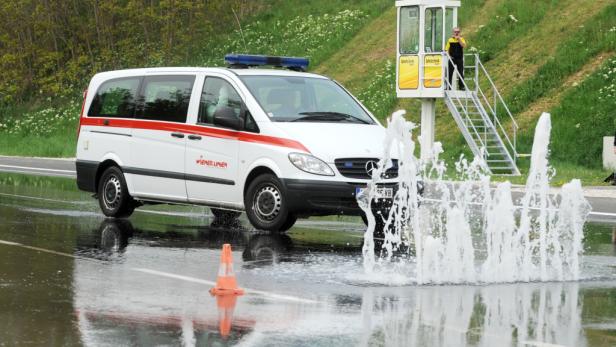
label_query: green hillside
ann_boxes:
[317,0,616,185]
[0,0,614,185]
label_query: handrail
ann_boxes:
[443,54,489,158]
[444,53,520,174]
[476,57,518,129]
[474,55,519,157]
[467,54,519,159]
[477,81,517,157]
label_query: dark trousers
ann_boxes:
[448,57,465,90]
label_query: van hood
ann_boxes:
[274,123,389,163]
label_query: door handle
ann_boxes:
[188,135,202,140]
[103,119,110,126]
[171,132,185,138]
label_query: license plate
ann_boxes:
[355,187,393,199]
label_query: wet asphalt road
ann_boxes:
[0,156,75,178]
[1,155,614,220]
[1,174,616,346]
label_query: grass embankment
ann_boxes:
[473,2,615,184]
[330,0,616,185]
[0,0,389,158]
[1,1,614,186]
[509,5,616,160]
[492,4,616,184]
[0,98,80,157]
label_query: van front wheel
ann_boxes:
[245,174,292,232]
[98,166,135,218]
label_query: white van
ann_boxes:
[76,55,397,231]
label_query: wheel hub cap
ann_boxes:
[103,176,122,209]
[254,186,281,221]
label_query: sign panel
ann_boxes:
[398,55,419,89]
[423,54,443,88]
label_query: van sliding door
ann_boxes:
[128,74,195,202]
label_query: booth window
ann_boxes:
[424,7,443,53]
[399,6,419,54]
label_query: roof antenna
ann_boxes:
[231,7,248,52]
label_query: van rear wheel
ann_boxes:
[244,174,292,232]
[98,166,135,218]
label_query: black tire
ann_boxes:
[244,174,292,232]
[97,166,135,218]
[279,214,297,232]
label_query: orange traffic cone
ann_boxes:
[216,294,238,339]
[210,244,245,296]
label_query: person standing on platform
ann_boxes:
[446,27,467,90]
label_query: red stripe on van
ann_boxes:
[80,118,310,153]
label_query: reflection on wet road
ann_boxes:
[1,174,616,346]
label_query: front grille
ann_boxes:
[334,158,398,179]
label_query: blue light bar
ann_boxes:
[225,54,309,72]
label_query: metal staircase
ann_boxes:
[444,54,520,176]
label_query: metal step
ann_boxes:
[443,55,520,176]
[445,87,519,176]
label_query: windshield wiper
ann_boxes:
[292,112,370,124]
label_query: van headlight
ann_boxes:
[288,153,335,176]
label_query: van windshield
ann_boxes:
[240,76,374,124]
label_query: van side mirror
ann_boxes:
[213,106,241,130]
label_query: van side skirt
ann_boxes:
[123,167,234,185]
[75,160,235,194]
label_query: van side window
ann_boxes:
[244,111,259,133]
[136,75,195,123]
[88,77,141,118]
[198,77,243,126]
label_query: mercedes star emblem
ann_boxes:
[365,160,379,177]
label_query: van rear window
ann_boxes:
[136,75,196,123]
[88,77,141,118]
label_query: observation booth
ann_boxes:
[395,0,520,175]
[396,0,460,160]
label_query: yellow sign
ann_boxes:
[423,54,443,88]
[398,55,419,89]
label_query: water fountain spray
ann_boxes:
[359,112,591,284]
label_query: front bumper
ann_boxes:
[281,179,397,217]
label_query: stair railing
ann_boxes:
[468,54,519,163]
[443,54,489,161]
